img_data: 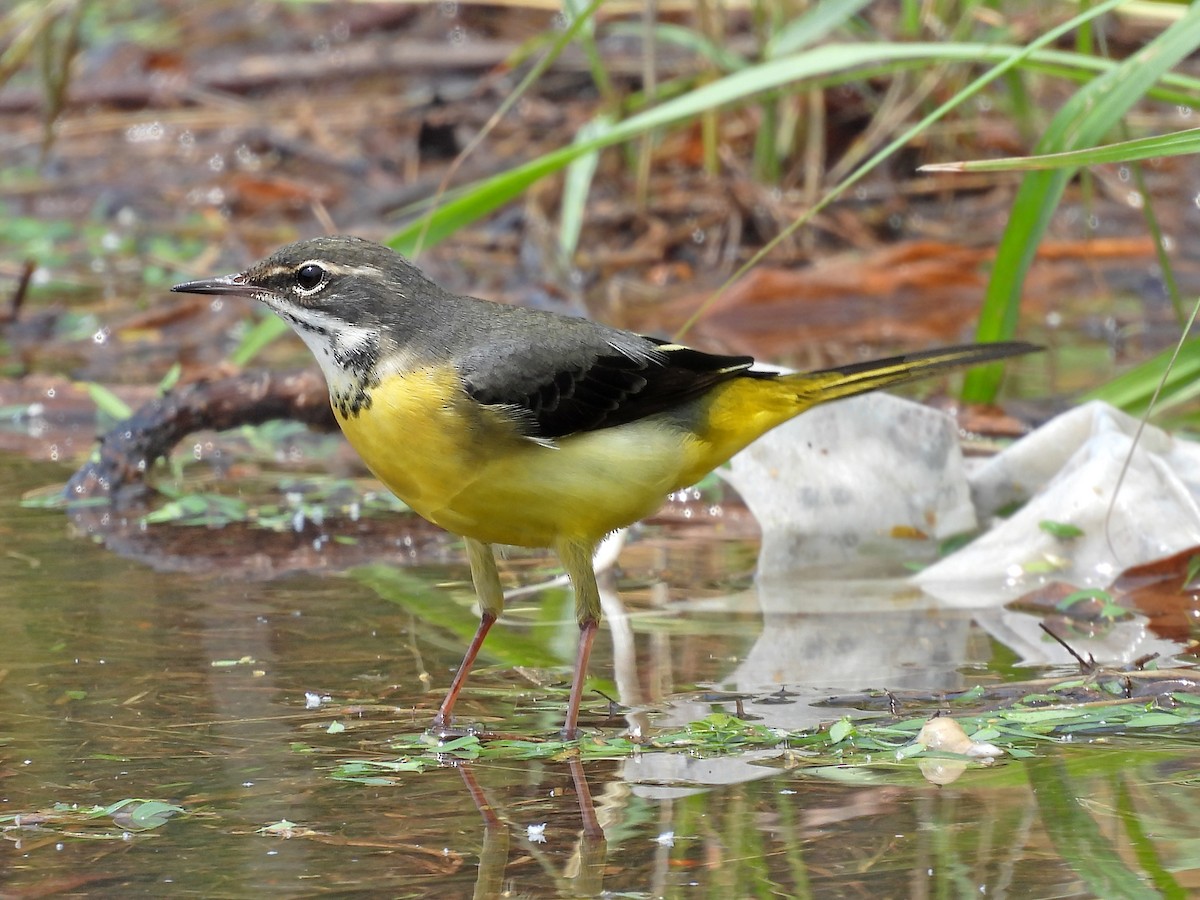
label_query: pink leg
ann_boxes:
[561,618,599,740]
[431,611,496,732]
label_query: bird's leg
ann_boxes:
[432,538,504,732]
[557,538,602,740]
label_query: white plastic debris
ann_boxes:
[916,400,1200,602]
[725,392,976,576]
[725,397,1200,599]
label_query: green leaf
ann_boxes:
[1185,554,1200,588]
[828,717,854,744]
[86,383,132,420]
[142,494,250,527]
[101,799,185,830]
[157,363,182,395]
[1124,711,1185,728]
[433,734,483,755]
[127,800,185,829]
[1055,588,1113,612]
[1039,520,1085,539]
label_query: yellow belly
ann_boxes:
[334,366,803,548]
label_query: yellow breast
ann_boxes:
[333,368,684,547]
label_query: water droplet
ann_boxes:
[125,121,164,143]
[235,144,261,169]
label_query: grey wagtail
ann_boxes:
[173,235,1037,738]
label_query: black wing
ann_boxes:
[459,330,761,440]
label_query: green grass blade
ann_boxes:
[607,21,748,71]
[963,3,1200,402]
[922,125,1200,172]
[230,312,289,367]
[1085,335,1200,414]
[559,116,612,260]
[766,0,875,58]
[350,564,562,668]
[86,383,132,421]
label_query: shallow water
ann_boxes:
[3,454,1199,898]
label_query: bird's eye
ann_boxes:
[295,263,325,291]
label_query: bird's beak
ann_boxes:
[171,273,256,297]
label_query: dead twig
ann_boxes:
[2,259,35,324]
[1038,622,1097,674]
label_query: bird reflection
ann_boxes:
[457,757,607,899]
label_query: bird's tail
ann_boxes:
[672,340,1037,489]
[791,340,1039,404]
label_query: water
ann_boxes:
[2,456,1195,898]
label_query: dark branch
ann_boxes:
[66,368,335,505]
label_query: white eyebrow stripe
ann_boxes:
[318,263,381,278]
[256,261,380,278]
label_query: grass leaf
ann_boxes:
[963,4,1200,402]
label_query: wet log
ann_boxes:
[66,368,335,504]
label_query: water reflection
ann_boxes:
[2,459,1197,895]
[458,759,606,898]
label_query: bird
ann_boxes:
[173,235,1036,738]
